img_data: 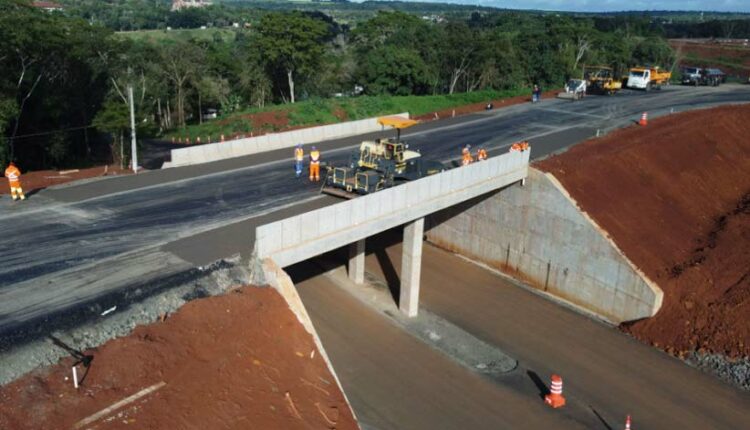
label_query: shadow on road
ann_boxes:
[526,369,549,400]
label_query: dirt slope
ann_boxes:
[536,104,750,359]
[0,287,358,429]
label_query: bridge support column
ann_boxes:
[400,217,424,317]
[348,239,365,284]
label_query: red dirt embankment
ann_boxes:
[536,104,750,359]
[0,287,358,429]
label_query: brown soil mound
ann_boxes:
[0,287,358,429]
[536,104,750,359]
[1,164,131,196]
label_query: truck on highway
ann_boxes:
[702,68,726,86]
[681,66,703,86]
[681,66,725,86]
[626,66,672,91]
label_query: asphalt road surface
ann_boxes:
[291,233,750,430]
[1,85,749,348]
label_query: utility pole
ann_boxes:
[128,84,138,174]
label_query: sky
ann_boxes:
[407,0,750,13]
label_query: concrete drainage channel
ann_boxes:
[0,257,250,386]
[319,261,517,377]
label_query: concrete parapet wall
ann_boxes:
[167,112,410,168]
[425,168,663,324]
[254,150,530,268]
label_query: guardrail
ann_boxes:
[166,112,410,168]
[254,150,530,268]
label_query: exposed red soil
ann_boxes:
[1,164,131,196]
[413,90,559,121]
[535,104,750,359]
[671,39,750,77]
[0,287,358,430]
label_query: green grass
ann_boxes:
[115,28,239,43]
[169,89,529,141]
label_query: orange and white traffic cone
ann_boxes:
[639,112,648,126]
[624,415,631,430]
[544,374,566,408]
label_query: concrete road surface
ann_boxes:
[292,234,750,430]
[2,85,749,352]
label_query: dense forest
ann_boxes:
[0,0,726,171]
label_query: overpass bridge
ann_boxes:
[252,150,530,316]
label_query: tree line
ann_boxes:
[1,0,674,170]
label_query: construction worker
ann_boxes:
[294,143,304,178]
[4,161,25,201]
[309,146,321,181]
[461,145,473,166]
[532,84,541,103]
[477,147,488,161]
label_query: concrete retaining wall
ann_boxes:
[425,168,663,324]
[166,112,409,168]
[253,150,529,269]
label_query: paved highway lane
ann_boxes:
[294,235,750,430]
[1,85,748,340]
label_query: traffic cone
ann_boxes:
[625,415,631,430]
[544,374,566,408]
[639,112,648,126]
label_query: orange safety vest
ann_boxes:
[294,147,304,161]
[462,150,473,165]
[477,149,487,161]
[310,150,320,164]
[5,165,21,186]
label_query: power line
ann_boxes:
[0,124,96,142]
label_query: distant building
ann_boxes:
[32,1,64,12]
[171,0,212,12]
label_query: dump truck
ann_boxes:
[321,116,445,199]
[556,79,587,101]
[626,66,672,91]
[584,65,623,95]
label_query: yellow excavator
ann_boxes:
[584,65,623,95]
[321,116,445,199]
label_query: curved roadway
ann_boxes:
[1,85,748,347]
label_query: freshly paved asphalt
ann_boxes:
[292,233,750,430]
[1,85,749,350]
